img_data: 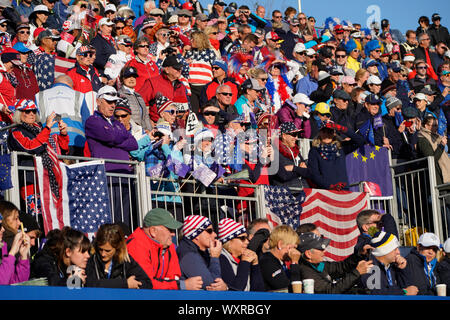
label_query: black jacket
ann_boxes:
[259,251,301,292]
[429,24,450,47]
[30,245,67,286]
[436,256,450,296]
[85,252,152,289]
[331,105,356,132]
[402,247,441,295]
[298,253,367,294]
[359,254,409,295]
[90,33,117,76]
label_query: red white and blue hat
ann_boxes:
[218,218,246,243]
[15,99,38,112]
[182,215,212,240]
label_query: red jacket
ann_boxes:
[126,58,160,93]
[138,73,188,123]
[0,71,16,123]
[66,63,102,93]
[126,227,181,290]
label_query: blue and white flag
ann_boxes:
[35,158,112,235]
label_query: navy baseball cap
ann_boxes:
[365,93,381,105]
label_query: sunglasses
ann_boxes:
[179,14,190,18]
[0,23,7,27]
[138,45,149,48]
[417,66,427,69]
[296,51,306,55]
[19,30,30,34]
[81,52,94,58]
[336,54,347,58]
[115,114,129,118]
[212,66,222,71]
[164,109,176,115]
[204,228,214,234]
[93,7,99,12]
[23,109,37,114]
[236,235,249,242]
[319,113,331,118]
[152,14,163,17]
[203,111,217,116]
[273,15,282,18]
[259,77,268,81]
[115,26,124,30]
[211,32,218,35]
[80,4,87,8]
[219,92,233,96]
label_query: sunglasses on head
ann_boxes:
[115,114,129,118]
[23,109,37,114]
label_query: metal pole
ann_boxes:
[427,156,444,242]
[298,0,302,13]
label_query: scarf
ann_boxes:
[5,71,18,88]
[209,38,220,51]
[22,123,61,200]
[317,143,340,160]
[418,127,450,183]
[278,140,300,164]
[101,33,116,47]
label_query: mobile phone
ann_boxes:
[404,120,412,127]
[54,114,61,122]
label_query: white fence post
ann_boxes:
[4,152,21,208]
[427,156,444,242]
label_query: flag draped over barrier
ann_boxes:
[264,186,369,261]
[35,158,112,235]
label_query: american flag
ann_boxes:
[34,53,55,91]
[263,185,306,231]
[264,187,369,262]
[54,56,76,78]
[35,158,112,236]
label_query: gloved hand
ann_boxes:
[324,121,348,133]
[247,228,270,253]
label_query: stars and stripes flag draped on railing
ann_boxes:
[263,186,369,262]
[35,158,112,236]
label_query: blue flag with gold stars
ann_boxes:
[345,144,393,196]
[0,153,12,191]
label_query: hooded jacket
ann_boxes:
[0,241,30,285]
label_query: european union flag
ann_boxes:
[345,144,393,196]
[395,111,404,127]
[359,119,375,145]
[438,108,447,136]
[0,153,12,191]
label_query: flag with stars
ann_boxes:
[35,158,112,235]
[345,144,393,196]
[263,185,306,231]
[34,52,56,91]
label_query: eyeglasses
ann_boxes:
[138,44,149,48]
[152,14,163,17]
[336,54,347,58]
[203,111,218,116]
[19,30,30,34]
[296,51,306,55]
[259,77,268,81]
[319,113,331,118]
[236,235,249,242]
[417,66,427,70]
[115,114,129,118]
[219,92,233,96]
[0,23,7,27]
[164,109,176,115]
[212,66,222,71]
[23,109,37,114]
[179,14,190,18]
[115,26,124,30]
[204,228,214,234]
[274,15,282,18]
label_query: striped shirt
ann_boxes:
[184,48,216,86]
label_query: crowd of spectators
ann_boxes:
[0,0,449,296]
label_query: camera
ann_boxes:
[153,131,164,139]
[54,114,62,122]
[161,46,176,55]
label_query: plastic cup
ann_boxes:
[291,281,302,293]
[303,279,314,294]
[436,284,447,296]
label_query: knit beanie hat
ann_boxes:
[156,95,175,114]
[218,218,246,243]
[115,97,132,114]
[371,231,400,257]
[182,215,212,240]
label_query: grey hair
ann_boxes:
[216,84,231,94]
[356,209,380,229]
[417,33,429,42]
[144,0,155,10]
[12,110,23,124]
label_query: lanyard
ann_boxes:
[106,261,113,279]
[385,266,393,286]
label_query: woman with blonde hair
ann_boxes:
[355,68,370,88]
[247,67,271,110]
[184,30,217,113]
[85,223,152,289]
[259,225,301,292]
[204,25,221,58]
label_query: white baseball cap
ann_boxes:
[98,17,115,26]
[97,85,119,101]
[418,232,440,248]
[367,75,382,85]
[318,71,330,82]
[306,48,316,56]
[292,93,313,105]
[444,238,450,253]
[294,42,306,53]
[104,4,117,12]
